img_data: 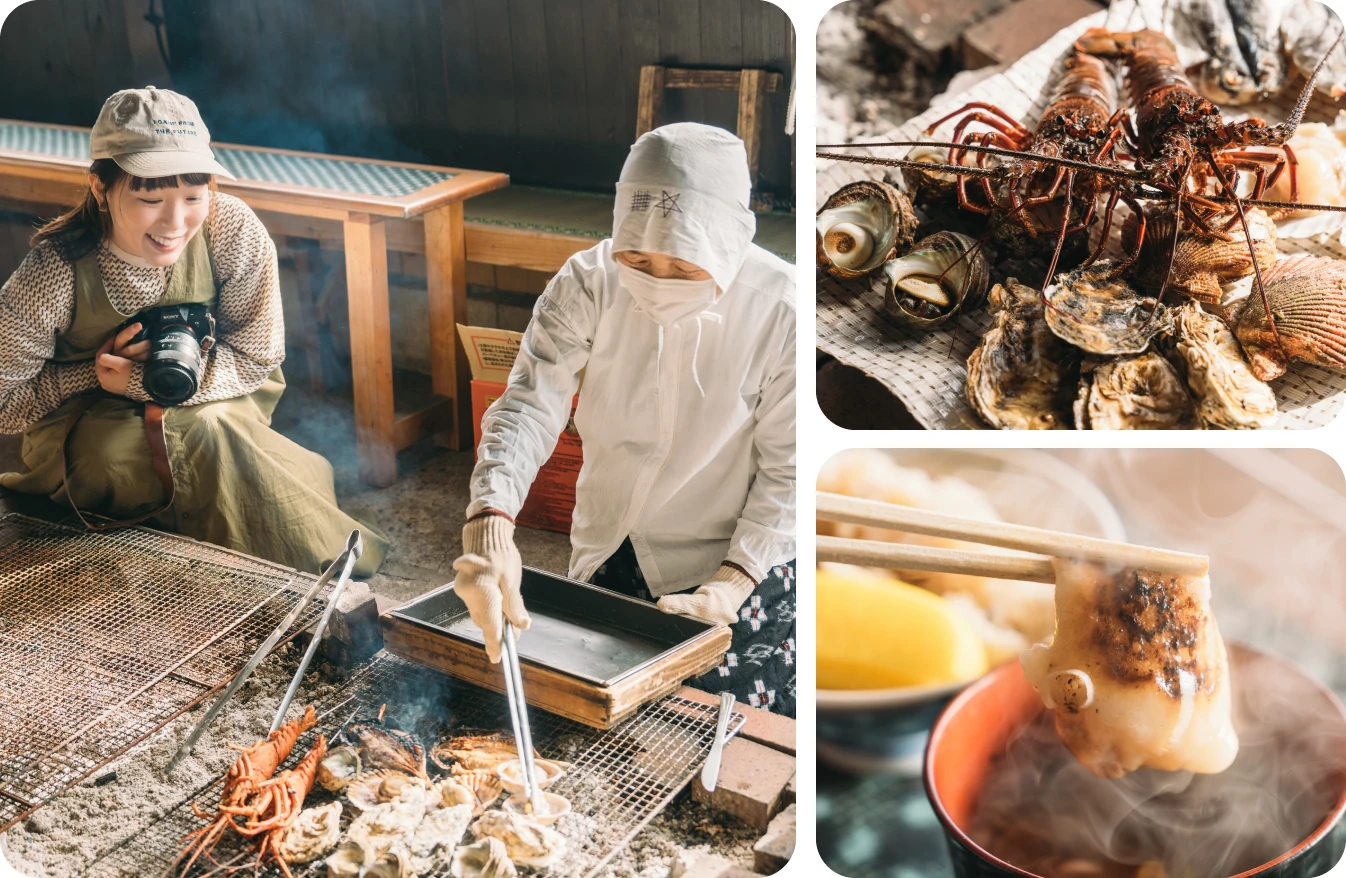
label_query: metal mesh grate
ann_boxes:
[89,654,745,878]
[0,514,327,832]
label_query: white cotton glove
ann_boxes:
[656,564,757,625]
[452,514,530,663]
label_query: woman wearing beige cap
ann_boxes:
[0,87,387,577]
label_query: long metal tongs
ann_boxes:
[499,620,545,815]
[166,530,363,772]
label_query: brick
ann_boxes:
[314,580,382,667]
[784,772,796,806]
[676,686,796,756]
[962,0,1104,69]
[668,851,737,878]
[870,0,1009,60]
[691,737,795,830]
[753,804,796,874]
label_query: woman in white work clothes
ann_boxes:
[453,123,797,716]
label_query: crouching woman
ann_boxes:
[0,87,386,577]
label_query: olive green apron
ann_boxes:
[0,232,388,578]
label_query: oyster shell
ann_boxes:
[1236,254,1346,380]
[1045,262,1171,355]
[317,744,362,793]
[1074,353,1201,430]
[347,770,429,812]
[1124,208,1277,304]
[325,840,370,878]
[816,180,918,278]
[902,143,959,203]
[409,803,474,873]
[431,733,536,774]
[365,846,412,878]
[346,791,429,855]
[965,279,1080,429]
[278,801,343,864]
[349,724,428,779]
[880,231,990,331]
[1174,302,1278,429]
[471,810,568,869]
[452,837,518,878]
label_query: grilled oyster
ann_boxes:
[408,803,474,873]
[881,231,990,331]
[1124,207,1277,304]
[317,744,362,793]
[346,792,429,855]
[1174,302,1278,429]
[349,724,428,779]
[816,180,918,278]
[965,279,1080,429]
[278,801,343,864]
[325,840,370,878]
[1074,353,1201,430]
[471,810,568,869]
[365,846,412,878]
[347,769,430,812]
[452,837,518,878]
[1045,262,1172,354]
[431,733,536,774]
[1237,254,1346,380]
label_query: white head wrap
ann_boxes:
[612,123,756,292]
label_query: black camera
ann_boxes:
[120,303,216,406]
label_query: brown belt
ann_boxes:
[60,395,176,531]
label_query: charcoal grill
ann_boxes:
[0,513,329,832]
[89,653,747,878]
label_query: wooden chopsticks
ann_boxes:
[816,491,1209,583]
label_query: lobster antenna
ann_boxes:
[817,140,1148,180]
[1279,29,1344,137]
[815,151,1003,178]
[1207,195,1346,212]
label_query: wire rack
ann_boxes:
[0,514,328,833]
[89,654,746,878]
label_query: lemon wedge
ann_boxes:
[818,566,988,690]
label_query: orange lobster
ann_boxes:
[227,735,328,878]
[171,706,318,875]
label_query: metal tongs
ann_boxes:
[499,620,545,816]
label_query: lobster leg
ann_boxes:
[925,102,1032,140]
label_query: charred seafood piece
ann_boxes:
[317,744,362,793]
[452,837,518,878]
[816,180,918,278]
[431,732,538,774]
[1237,255,1346,381]
[1045,263,1172,355]
[1074,353,1201,430]
[470,810,568,869]
[880,231,990,331]
[349,723,428,780]
[966,280,1080,430]
[278,801,343,865]
[1174,302,1278,429]
[1123,207,1277,305]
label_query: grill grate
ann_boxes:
[0,514,328,832]
[88,654,745,878]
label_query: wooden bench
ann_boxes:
[0,118,508,487]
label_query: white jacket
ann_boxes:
[468,237,796,596]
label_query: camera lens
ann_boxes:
[143,326,203,405]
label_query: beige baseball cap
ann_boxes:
[90,86,235,180]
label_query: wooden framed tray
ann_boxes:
[381,567,733,728]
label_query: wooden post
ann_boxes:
[289,238,328,393]
[343,213,397,487]
[424,201,472,450]
[635,66,665,139]
[736,68,768,190]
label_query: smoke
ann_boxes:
[969,646,1346,877]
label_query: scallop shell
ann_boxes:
[1174,302,1278,429]
[470,809,568,869]
[816,180,917,279]
[1045,262,1171,355]
[452,837,518,878]
[317,744,362,793]
[1124,208,1277,304]
[277,801,343,864]
[347,770,428,812]
[965,279,1080,430]
[881,231,989,331]
[434,773,501,815]
[1073,352,1201,430]
[1236,254,1346,380]
[902,143,959,203]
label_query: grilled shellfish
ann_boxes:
[348,724,429,779]
[452,837,518,878]
[1045,263,1171,355]
[317,744,362,792]
[408,803,474,873]
[434,773,502,815]
[1074,352,1201,430]
[881,231,990,331]
[965,279,1080,429]
[470,810,568,869]
[347,770,430,812]
[1174,302,1278,429]
[431,733,537,775]
[1124,208,1277,304]
[1236,254,1346,381]
[817,180,918,278]
[278,801,343,864]
[902,143,959,203]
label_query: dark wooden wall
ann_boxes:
[0,0,795,198]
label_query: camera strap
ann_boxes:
[60,396,176,531]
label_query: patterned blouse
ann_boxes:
[0,192,284,433]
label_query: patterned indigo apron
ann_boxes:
[0,230,388,577]
[589,538,796,717]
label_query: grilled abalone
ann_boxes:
[317,744,362,793]
[881,231,990,331]
[1236,254,1346,381]
[1045,263,1171,354]
[1074,353,1201,430]
[1174,302,1278,429]
[816,180,918,278]
[966,279,1080,429]
[1124,207,1277,304]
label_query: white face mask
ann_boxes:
[617,264,718,326]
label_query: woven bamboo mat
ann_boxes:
[815,0,1346,430]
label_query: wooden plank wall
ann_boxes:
[0,0,794,198]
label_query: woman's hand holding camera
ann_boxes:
[95,322,150,397]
